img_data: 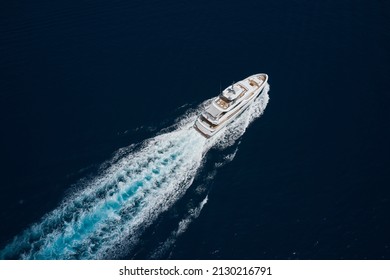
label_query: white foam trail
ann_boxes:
[150,196,209,259]
[215,146,240,168]
[0,84,269,260]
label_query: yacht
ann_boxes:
[194,73,268,138]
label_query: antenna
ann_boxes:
[230,81,235,93]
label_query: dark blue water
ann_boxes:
[1,0,389,259]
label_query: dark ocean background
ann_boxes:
[1,0,389,259]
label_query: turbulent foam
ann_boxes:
[0,84,270,260]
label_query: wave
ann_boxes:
[0,84,270,259]
[150,195,209,259]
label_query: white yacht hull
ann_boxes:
[194,73,268,138]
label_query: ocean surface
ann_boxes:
[1,0,389,259]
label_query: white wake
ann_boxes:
[0,84,269,259]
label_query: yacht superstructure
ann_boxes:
[194,73,268,138]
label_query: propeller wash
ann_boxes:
[0,76,270,259]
